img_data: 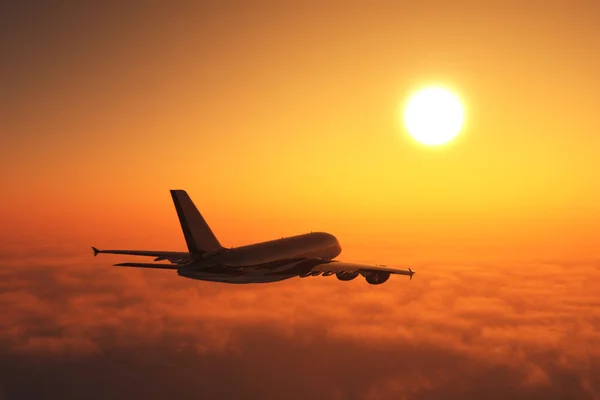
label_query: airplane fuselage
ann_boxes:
[178,232,342,284]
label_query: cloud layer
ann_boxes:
[1,244,599,400]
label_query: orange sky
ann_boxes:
[2,2,600,398]
[3,1,600,261]
[3,1,600,262]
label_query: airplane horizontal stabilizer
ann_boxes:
[91,247,190,260]
[113,262,180,269]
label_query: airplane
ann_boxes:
[92,190,415,285]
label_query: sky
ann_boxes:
[1,1,600,399]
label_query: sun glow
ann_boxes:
[403,87,465,146]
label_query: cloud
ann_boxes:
[0,244,599,399]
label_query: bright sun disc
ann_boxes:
[403,87,464,146]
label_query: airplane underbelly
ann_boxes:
[178,267,295,284]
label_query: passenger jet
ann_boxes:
[92,190,414,285]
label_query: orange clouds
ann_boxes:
[1,243,599,399]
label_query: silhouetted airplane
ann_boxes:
[92,190,414,285]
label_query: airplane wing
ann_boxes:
[313,261,414,276]
[309,260,415,283]
[92,247,191,263]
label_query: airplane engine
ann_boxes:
[336,271,359,281]
[365,271,390,285]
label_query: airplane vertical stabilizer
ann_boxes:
[170,190,222,254]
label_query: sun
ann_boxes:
[402,86,465,146]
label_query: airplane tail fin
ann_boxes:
[170,190,222,255]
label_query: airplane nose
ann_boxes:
[334,238,342,257]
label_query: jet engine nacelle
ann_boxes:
[365,271,390,285]
[336,271,359,281]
